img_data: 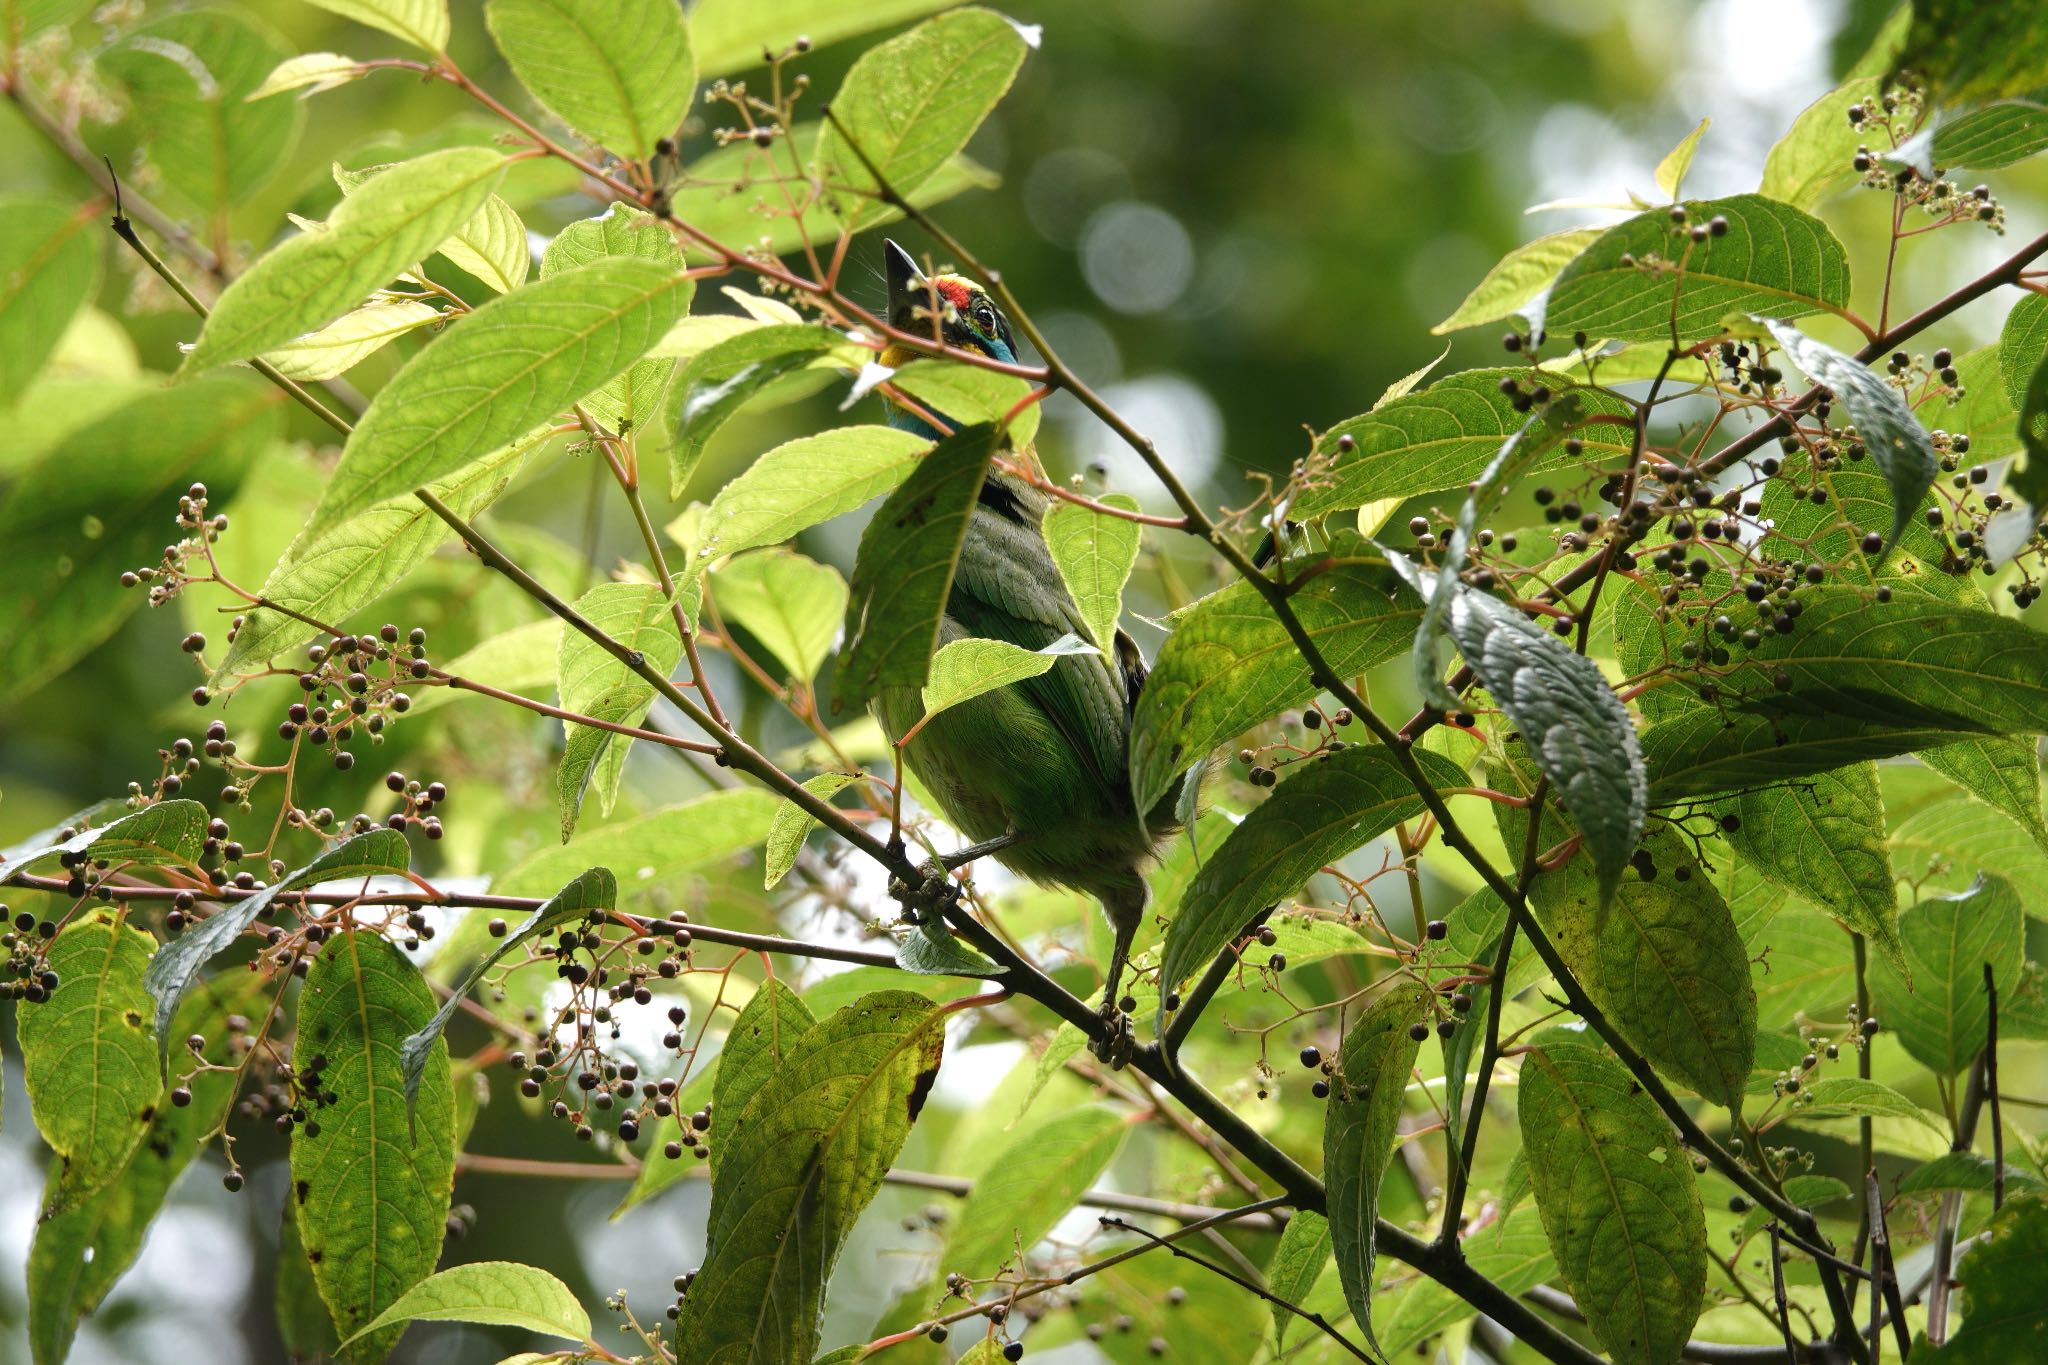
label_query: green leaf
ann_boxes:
[1452,587,1646,904]
[3,0,92,48]
[29,974,263,1365]
[2,798,208,878]
[2014,340,2048,509]
[1542,195,1850,345]
[144,829,411,1067]
[933,1105,1126,1285]
[554,583,683,838]
[1323,982,1429,1352]
[1295,370,1633,516]
[612,1064,718,1217]
[917,634,1097,726]
[712,549,848,686]
[675,992,946,1364]
[1265,1210,1331,1349]
[310,256,693,533]
[1520,1039,1707,1365]
[691,426,930,563]
[1890,0,2048,104]
[690,0,958,77]
[400,868,615,1117]
[887,356,1041,447]
[665,325,859,499]
[303,0,449,53]
[1759,77,1880,211]
[763,772,860,890]
[0,377,278,703]
[710,979,816,1181]
[2000,292,2048,411]
[817,8,1029,229]
[98,8,302,218]
[834,422,998,715]
[1891,786,2048,900]
[1919,737,2048,855]
[214,433,537,679]
[1916,1196,2048,1363]
[1786,1077,1943,1128]
[895,918,998,976]
[0,195,101,405]
[1714,765,1904,976]
[1897,1152,2048,1196]
[407,618,560,716]
[1762,318,1937,553]
[265,297,444,381]
[1646,709,1973,799]
[248,51,367,100]
[1869,873,2026,1074]
[484,0,693,162]
[439,193,530,293]
[339,1261,589,1347]
[498,787,780,898]
[1654,117,1710,199]
[1432,228,1602,335]
[1376,1205,1555,1357]
[185,148,505,373]
[17,912,160,1214]
[292,930,455,1364]
[1160,747,1467,1008]
[1042,496,1141,654]
[1130,536,1421,813]
[1934,100,2048,170]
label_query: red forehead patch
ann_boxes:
[932,276,972,309]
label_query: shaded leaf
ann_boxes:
[1891,786,2048,901]
[713,549,848,686]
[1043,495,1141,653]
[2000,292,2048,411]
[1786,1077,1943,1128]
[406,617,561,717]
[764,772,860,890]
[1935,100,2048,170]
[1265,1210,1331,1350]
[887,356,1041,446]
[895,919,999,976]
[339,1260,588,1347]
[1897,1152,2048,1196]
[554,583,683,838]
[484,0,693,161]
[932,1105,1126,1285]
[710,980,816,1181]
[690,0,957,77]
[666,324,859,499]
[1869,873,2026,1074]
[1890,1,2048,104]
[690,425,930,563]
[1915,1196,2048,1362]
[0,194,101,404]
[1376,1204,1555,1357]
[1918,737,2048,855]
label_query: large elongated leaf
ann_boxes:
[310,256,693,533]
[143,829,411,1064]
[340,1261,588,1347]
[834,423,998,715]
[0,195,101,404]
[0,378,278,703]
[1323,983,1429,1351]
[1159,747,1467,1007]
[1869,873,2026,1075]
[675,992,946,1365]
[689,0,957,77]
[934,1105,1127,1285]
[303,0,448,53]
[498,788,780,898]
[689,426,930,563]
[1762,318,1937,553]
[293,931,454,1363]
[817,8,1029,228]
[1714,764,1903,975]
[1519,1039,1707,1365]
[17,913,161,1215]
[709,979,816,1181]
[1131,536,1421,813]
[184,148,506,373]
[2,798,207,878]
[1293,370,1631,516]
[485,0,693,162]
[1042,496,1141,654]
[1542,195,1850,345]
[554,583,683,838]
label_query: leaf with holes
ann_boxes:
[484,0,693,161]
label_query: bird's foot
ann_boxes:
[941,829,1027,871]
[1090,992,1136,1070]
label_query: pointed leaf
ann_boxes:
[764,772,860,890]
[1520,1040,1707,1365]
[1432,229,1602,335]
[895,919,999,976]
[497,787,779,898]
[554,583,683,838]
[713,549,848,686]
[304,0,448,53]
[1654,118,1710,199]
[1919,738,2048,854]
[1786,1077,1943,1128]
[339,1261,588,1347]
[710,979,816,1181]
[484,0,693,162]
[1265,1210,1331,1350]
[2,798,207,878]
[932,1105,1126,1285]
[0,194,101,404]
[665,325,859,499]
[690,0,958,77]
[265,297,444,381]
[407,618,561,717]
[1916,1196,2048,1362]
[1869,873,2026,1075]
[917,633,1097,724]
[1042,496,1141,654]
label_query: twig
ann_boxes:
[1985,961,2004,1211]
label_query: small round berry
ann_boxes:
[1425,919,1448,941]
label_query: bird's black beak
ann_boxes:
[883,238,924,318]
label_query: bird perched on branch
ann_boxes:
[872,238,1177,1065]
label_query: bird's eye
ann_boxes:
[974,303,997,331]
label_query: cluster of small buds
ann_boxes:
[277,624,431,770]
[119,482,227,612]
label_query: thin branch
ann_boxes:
[1985,961,2004,1211]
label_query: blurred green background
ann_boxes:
[4,0,2041,1362]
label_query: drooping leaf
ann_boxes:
[1918,737,2048,855]
[917,634,1097,726]
[1869,873,2026,1074]
[817,8,1029,228]
[2,798,207,878]
[1264,1210,1331,1349]
[292,930,455,1364]
[689,0,958,77]
[1130,536,1422,813]
[144,829,411,1067]
[1784,1077,1943,1128]
[0,378,278,703]
[1758,77,1881,211]
[710,979,816,1181]
[185,148,505,373]
[399,868,616,1117]
[1761,318,1937,554]
[484,0,693,162]
[214,432,539,678]
[932,1105,1126,1287]
[712,549,848,687]
[302,0,449,53]
[16,912,160,1214]
[1542,195,1850,345]
[1653,117,1710,199]
[497,788,780,898]
[1897,1152,2048,1197]
[1042,496,1141,654]
[1713,764,1904,975]
[675,992,946,1364]
[1890,785,2048,901]
[1323,982,1429,1352]
[310,256,693,533]
[1160,747,1468,1009]
[689,425,931,564]
[98,8,302,218]
[0,194,101,405]
[895,918,999,976]
[1452,587,1645,905]
[338,1261,589,1347]
[885,356,1042,447]
[1914,1196,2048,1363]
[265,298,444,381]
[1519,1039,1707,1365]
[664,325,860,499]
[1889,0,2048,104]
[1294,370,1631,516]
[834,422,998,715]
[763,772,861,890]
[554,583,683,838]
